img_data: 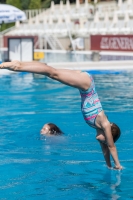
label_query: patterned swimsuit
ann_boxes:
[79,72,103,129]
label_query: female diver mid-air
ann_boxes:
[0,60,122,170]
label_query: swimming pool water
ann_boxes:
[43,52,133,63]
[2,50,133,64]
[0,71,133,199]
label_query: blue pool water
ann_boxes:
[0,71,133,199]
[43,52,133,63]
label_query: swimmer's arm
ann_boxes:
[100,142,112,168]
[102,121,122,170]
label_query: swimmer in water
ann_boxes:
[0,60,122,170]
[40,123,63,136]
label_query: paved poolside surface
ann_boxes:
[48,61,133,70]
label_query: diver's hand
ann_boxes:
[0,60,20,70]
[113,165,123,170]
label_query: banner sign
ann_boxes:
[90,35,133,51]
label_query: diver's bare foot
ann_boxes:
[0,60,21,70]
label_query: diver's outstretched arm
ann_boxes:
[101,120,122,170]
[0,60,91,91]
[100,142,112,168]
[96,113,122,170]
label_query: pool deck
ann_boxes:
[48,60,133,71]
[0,60,133,75]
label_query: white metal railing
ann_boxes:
[45,34,64,50]
[34,34,64,50]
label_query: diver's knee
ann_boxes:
[49,68,58,79]
[96,135,100,141]
[96,134,105,142]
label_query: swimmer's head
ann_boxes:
[110,122,121,143]
[40,123,63,136]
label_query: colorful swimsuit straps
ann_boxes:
[79,72,103,129]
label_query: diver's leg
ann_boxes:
[0,61,91,90]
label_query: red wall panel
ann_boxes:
[91,35,133,51]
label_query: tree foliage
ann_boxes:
[41,0,76,8]
[20,0,30,10]
[41,0,51,8]
[1,0,76,9]
[29,0,41,9]
[6,0,21,9]
[1,22,15,31]
[0,0,6,3]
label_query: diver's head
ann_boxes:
[110,122,121,143]
[96,122,121,144]
[40,123,63,136]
